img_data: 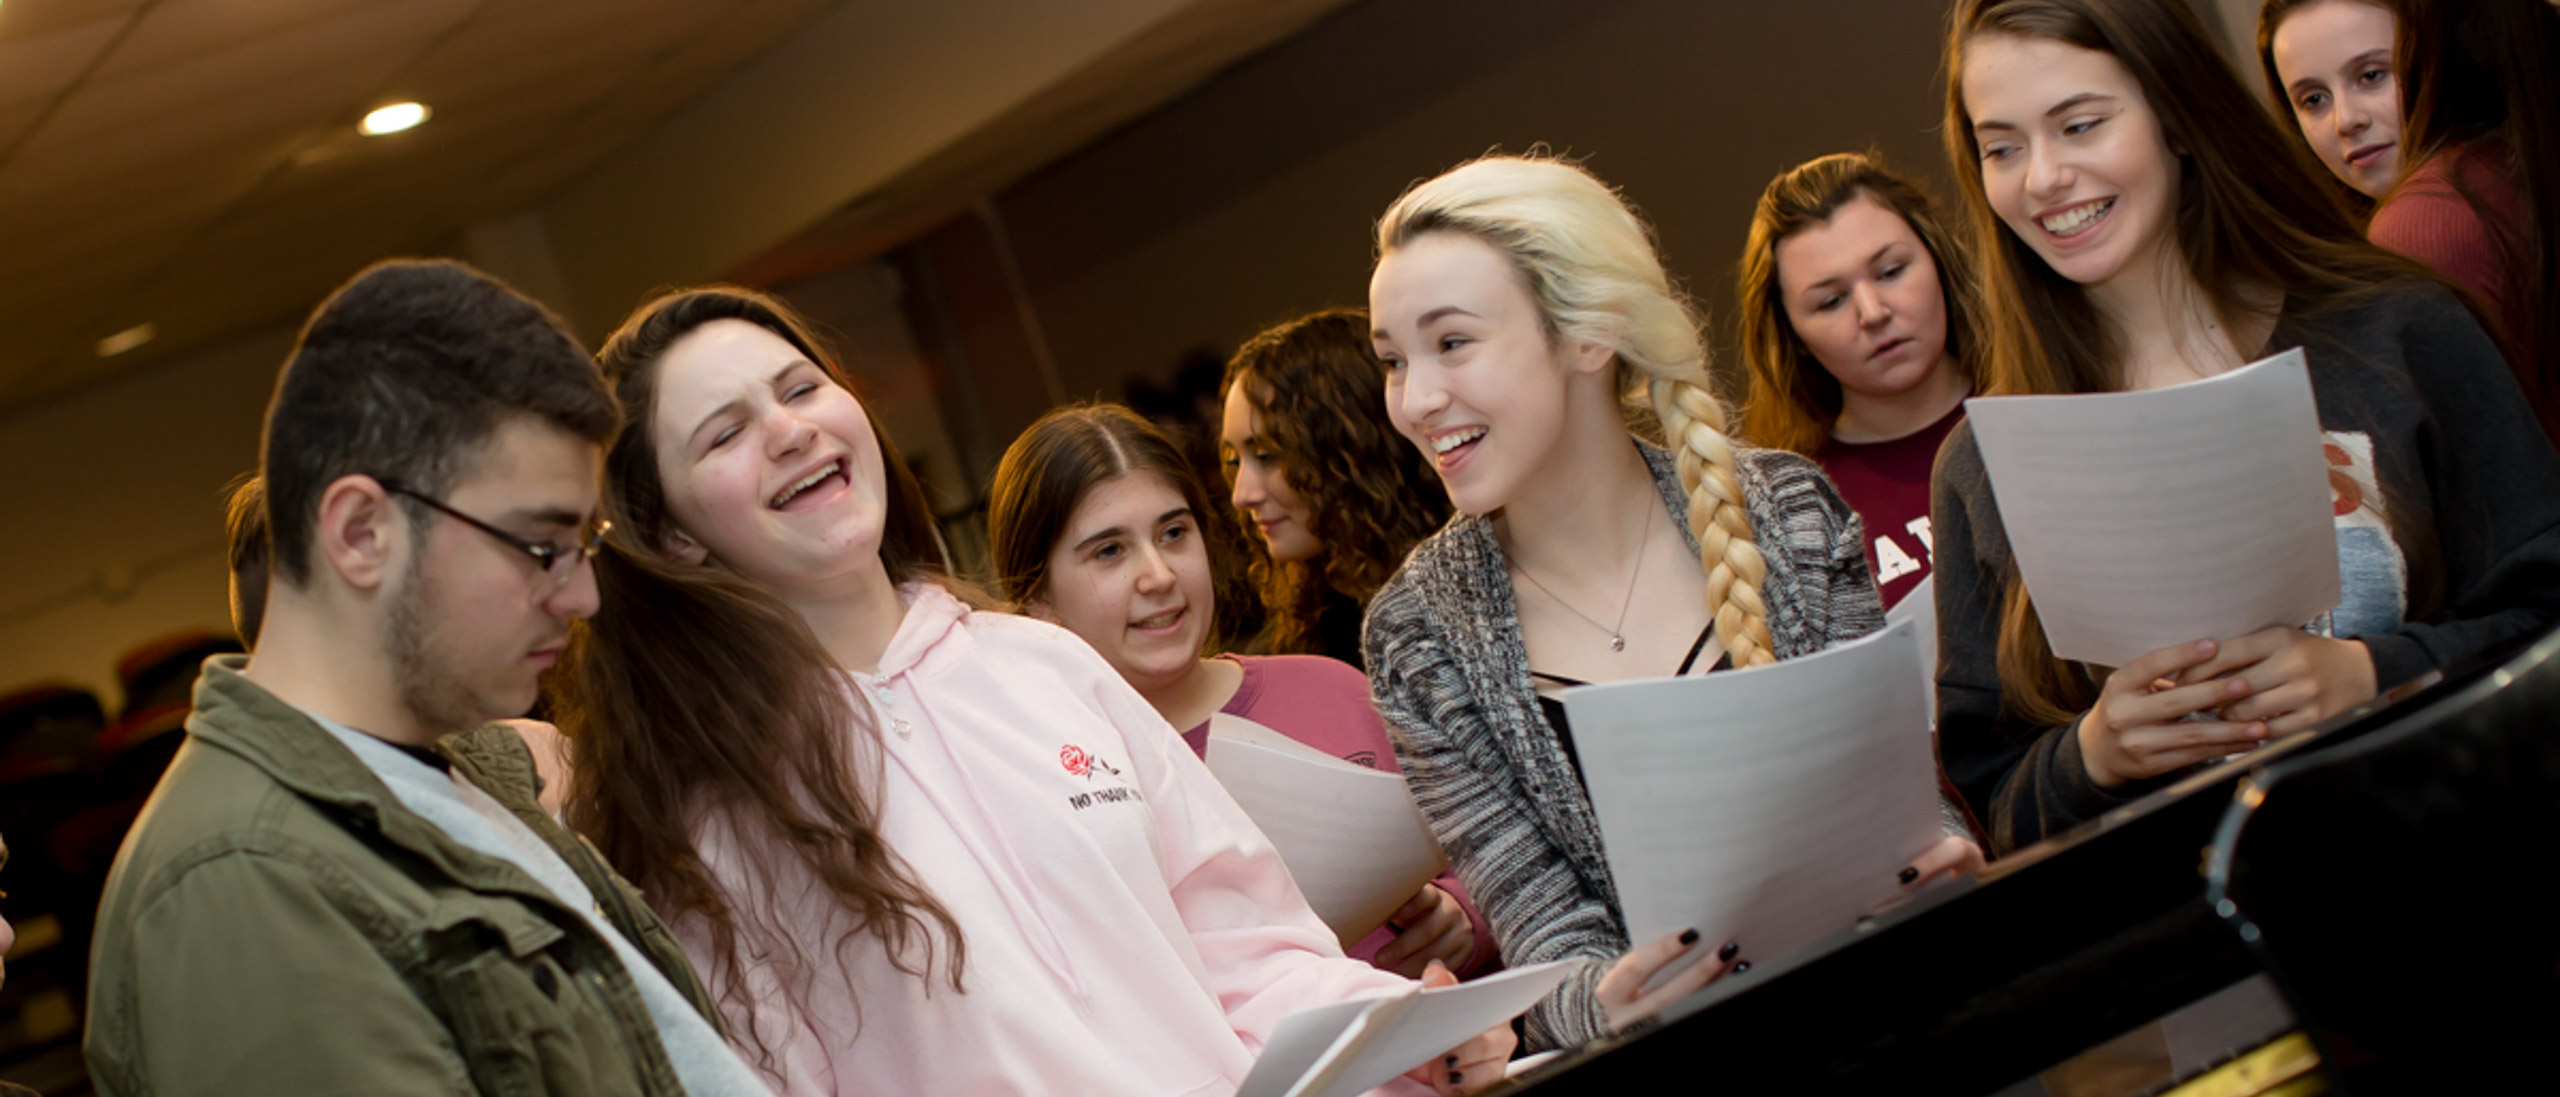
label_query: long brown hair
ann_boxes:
[2394,0,2560,405]
[1220,309,1453,655]
[1735,151,1986,456]
[552,287,964,1064]
[985,402,1223,613]
[1943,0,2440,721]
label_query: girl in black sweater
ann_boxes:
[1936,0,2560,853]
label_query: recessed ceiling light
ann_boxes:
[97,322,157,357]
[360,102,430,136]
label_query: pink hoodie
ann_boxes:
[682,585,1425,1096]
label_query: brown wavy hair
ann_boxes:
[1735,151,1985,457]
[1945,0,2443,722]
[1219,309,1452,655]
[986,403,1220,615]
[551,287,964,1067]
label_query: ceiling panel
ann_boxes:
[0,100,48,152]
[0,0,1320,416]
[31,1,472,141]
[0,0,148,41]
[95,0,434,77]
[0,11,128,112]
[2,114,314,204]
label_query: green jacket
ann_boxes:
[84,656,724,1096]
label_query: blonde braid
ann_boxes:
[1376,153,1780,666]
[1653,377,1776,667]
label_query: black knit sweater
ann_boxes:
[1934,280,2560,854]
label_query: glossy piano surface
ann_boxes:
[1507,625,2560,1095]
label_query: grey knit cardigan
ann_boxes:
[1362,441,1886,1052]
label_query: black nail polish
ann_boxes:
[1732,960,1752,974]
[1717,940,1739,962]
[1449,1071,1464,1085]
[1445,1054,1458,1067]
[1897,866,1921,885]
[1677,927,1700,946]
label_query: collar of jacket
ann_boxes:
[186,655,583,917]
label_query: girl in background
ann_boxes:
[554,287,1511,1096]
[987,402,1496,980]
[1220,310,1454,667]
[1937,0,2560,853]
[1364,155,1979,1052]
[1737,151,1984,610]
[2256,0,2402,204]
[2371,0,2560,442]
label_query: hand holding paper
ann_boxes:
[1235,961,1572,1097]
[1961,348,2340,668]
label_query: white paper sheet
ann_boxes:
[1235,961,1576,1097]
[1884,574,1938,725]
[1562,621,1946,968]
[1204,714,1447,946]
[1962,348,2342,667]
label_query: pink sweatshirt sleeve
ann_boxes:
[1088,674,1438,1092]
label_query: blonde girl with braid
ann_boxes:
[1362,155,1983,1051]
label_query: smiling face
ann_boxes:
[2270,0,2401,197]
[1037,471,1214,695]
[1218,381,1321,562]
[647,318,892,595]
[1370,231,1606,517]
[386,416,604,734]
[1774,193,1956,405]
[1963,34,2182,296]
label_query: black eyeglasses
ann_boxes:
[375,478,611,593]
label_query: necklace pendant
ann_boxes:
[1609,634,1626,653]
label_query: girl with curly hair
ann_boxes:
[1736,151,1984,610]
[987,402,1496,980]
[1220,309,1453,667]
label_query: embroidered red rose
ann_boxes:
[1059,744,1091,777]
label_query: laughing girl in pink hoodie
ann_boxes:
[554,287,1513,1097]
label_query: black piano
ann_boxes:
[1510,625,2560,1095]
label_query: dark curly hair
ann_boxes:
[1219,308,1452,657]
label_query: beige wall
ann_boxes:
[972,0,1963,415]
[0,328,288,708]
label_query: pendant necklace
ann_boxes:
[1511,493,1653,653]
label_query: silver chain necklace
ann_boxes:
[1510,496,1654,653]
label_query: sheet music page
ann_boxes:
[1205,713,1448,945]
[1234,961,1577,1097]
[1963,347,2342,667]
[1563,621,1945,966]
[1238,997,1381,1097]
[1884,574,1938,725]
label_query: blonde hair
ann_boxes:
[1375,155,1775,667]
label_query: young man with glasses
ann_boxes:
[84,260,771,1096]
